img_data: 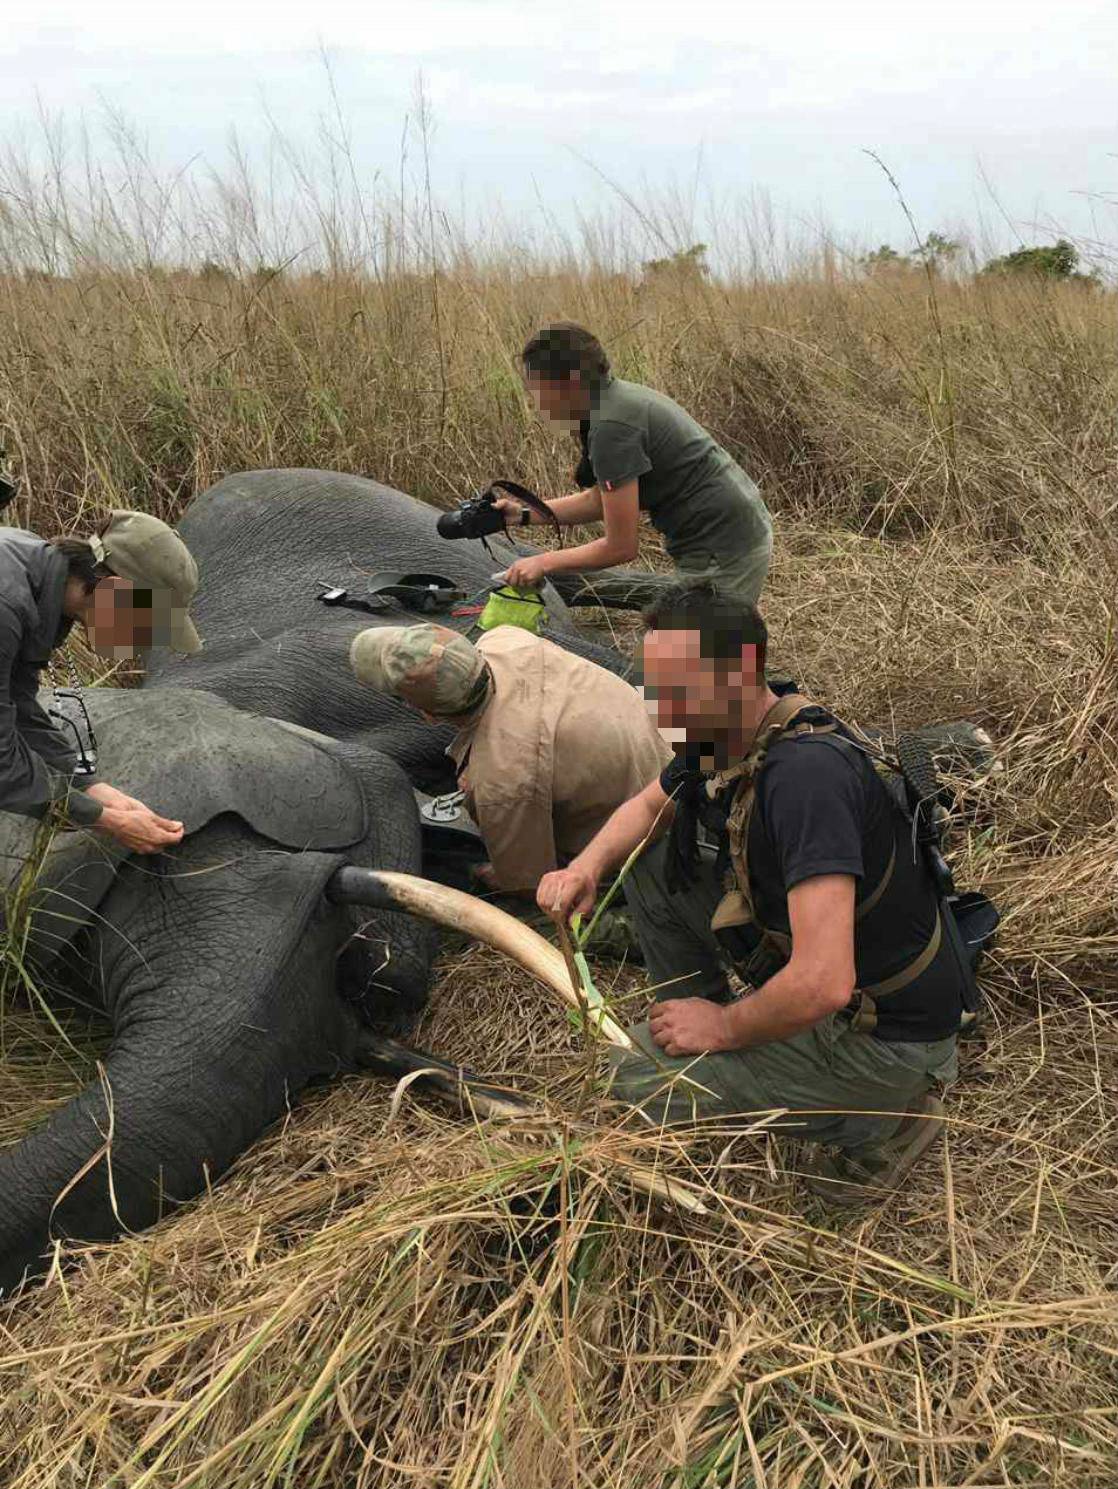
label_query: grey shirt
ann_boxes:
[586,377,772,568]
[0,528,103,826]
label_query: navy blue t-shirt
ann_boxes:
[660,733,964,1041]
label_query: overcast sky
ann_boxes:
[0,0,1115,265]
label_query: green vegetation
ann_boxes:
[860,230,962,273]
[981,235,1100,284]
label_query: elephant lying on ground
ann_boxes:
[0,470,994,1295]
[0,471,660,1293]
[146,468,636,795]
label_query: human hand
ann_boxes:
[537,862,599,920]
[95,803,185,854]
[85,782,149,814]
[503,554,550,590]
[491,496,527,521]
[649,997,733,1057]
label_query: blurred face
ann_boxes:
[524,369,587,422]
[84,577,158,658]
[641,626,765,769]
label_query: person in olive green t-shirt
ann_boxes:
[499,322,773,605]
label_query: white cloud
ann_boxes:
[0,0,1114,252]
[1,2,561,56]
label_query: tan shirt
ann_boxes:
[446,628,673,892]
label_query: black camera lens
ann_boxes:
[436,494,508,541]
[436,508,468,539]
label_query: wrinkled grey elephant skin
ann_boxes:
[1,471,642,1298]
[0,688,432,1296]
[147,468,635,794]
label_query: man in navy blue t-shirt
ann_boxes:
[536,581,966,1205]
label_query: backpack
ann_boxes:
[704,694,998,1035]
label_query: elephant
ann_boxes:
[145,467,641,796]
[0,471,647,1295]
[0,469,995,1296]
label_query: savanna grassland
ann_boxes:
[0,164,1116,1486]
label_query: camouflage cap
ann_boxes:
[90,510,202,654]
[349,623,491,716]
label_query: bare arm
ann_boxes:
[536,776,675,918]
[649,875,858,1056]
[504,481,640,587]
[493,487,603,526]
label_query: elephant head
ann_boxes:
[0,683,554,1294]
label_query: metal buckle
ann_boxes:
[420,790,467,825]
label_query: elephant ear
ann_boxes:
[0,687,367,972]
[81,687,369,845]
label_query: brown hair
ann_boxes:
[48,537,112,595]
[521,322,610,385]
[643,578,768,676]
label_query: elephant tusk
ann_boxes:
[326,867,634,1049]
[337,877,711,1217]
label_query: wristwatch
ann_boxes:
[518,507,531,527]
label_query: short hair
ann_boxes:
[48,537,111,595]
[521,322,610,385]
[642,578,768,674]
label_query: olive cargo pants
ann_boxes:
[675,526,773,608]
[613,840,958,1156]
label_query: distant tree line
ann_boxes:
[859,234,1100,285]
[8,237,1103,288]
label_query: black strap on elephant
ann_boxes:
[313,481,563,619]
[315,572,470,616]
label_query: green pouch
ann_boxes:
[477,585,547,635]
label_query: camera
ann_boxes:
[436,487,508,542]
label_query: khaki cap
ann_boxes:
[91,510,202,654]
[349,623,490,716]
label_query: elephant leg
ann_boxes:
[546,567,680,612]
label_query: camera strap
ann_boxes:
[484,480,564,549]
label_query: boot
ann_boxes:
[801,1093,946,1207]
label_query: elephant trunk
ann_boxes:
[0,841,368,1297]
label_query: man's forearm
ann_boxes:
[576,792,674,882]
[720,962,851,1051]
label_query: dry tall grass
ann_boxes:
[0,165,1115,1485]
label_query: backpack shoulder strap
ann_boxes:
[712,695,836,935]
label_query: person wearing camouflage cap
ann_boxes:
[351,621,673,894]
[0,508,202,855]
